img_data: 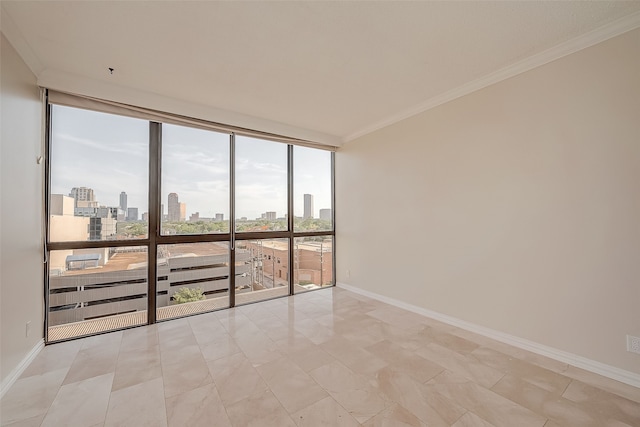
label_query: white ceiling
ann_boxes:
[2,1,640,147]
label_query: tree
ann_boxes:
[172,287,205,304]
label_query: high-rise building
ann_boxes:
[319,208,332,221]
[119,192,127,212]
[69,187,95,207]
[168,193,180,222]
[179,202,186,221]
[126,207,138,221]
[303,194,314,219]
[265,211,276,220]
[215,213,224,221]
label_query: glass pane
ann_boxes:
[235,136,287,232]
[48,246,148,341]
[235,239,289,304]
[156,242,230,320]
[293,236,334,294]
[49,105,149,242]
[294,147,332,232]
[161,125,230,235]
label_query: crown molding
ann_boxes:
[344,11,640,143]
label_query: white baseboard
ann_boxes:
[337,282,640,389]
[0,339,44,399]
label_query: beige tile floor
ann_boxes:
[1,287,639,426]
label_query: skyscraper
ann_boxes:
[168,193,180,222]
[303,194,314,219]
[119,191,127,212]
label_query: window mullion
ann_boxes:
[148,121,162,324]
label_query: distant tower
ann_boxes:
[303,194,314,219]
[119,192,127,212]
[168,193,180,222]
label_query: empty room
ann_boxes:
[1,1,639,426]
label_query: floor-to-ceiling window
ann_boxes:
[45,99,334,342]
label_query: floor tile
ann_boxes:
[491,374,601,427]
[366,340,444,382]
[562,379,640,426]
[417,342,505,388]
[310,361,389,423]
[208,353,269,406]
[256,357,328,414]
[427,370,546,427]
[451,411,496,427]
[111,344,162,391]
[0,367,68,425]
[225,389,297,427]
[292,396,359,427]
[2,414,46,427]
[361,403,429,427]
[470,346,571,393]
[376,365,465,425]
[165,382,232,427]
[41,373,113,427]
[19,340,82,378]
[62,344,119,386]
[3,288,638,427]
[104,377,167,427]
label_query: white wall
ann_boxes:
[1,34,44,384]
[336,28,640,374]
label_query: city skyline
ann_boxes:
[51,105,331,221]
[53,186,330,224]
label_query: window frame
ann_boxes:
[44,97,336,343]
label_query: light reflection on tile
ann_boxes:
[3,288,639,427]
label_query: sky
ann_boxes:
[50,105,332,220]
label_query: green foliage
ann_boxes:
[163,221,230,235]
[293,218,332,232]
[235,219,287,232]
[172,287,205,304]
[118,222,148,237]
[116,217,332,238]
